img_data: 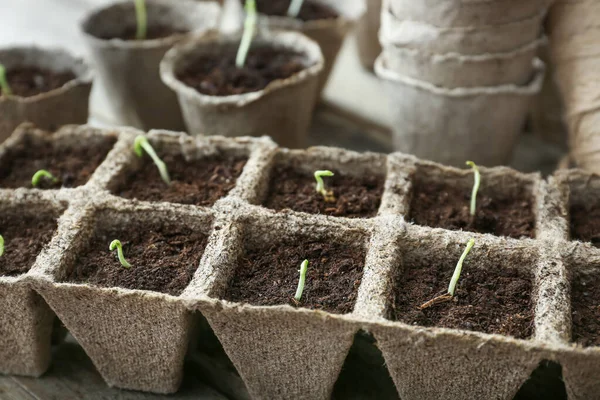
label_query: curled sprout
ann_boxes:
[134,135,171,185]
[235,0,257,68]
[32,170,58,187]
[0,64,12,96]
[134,0,148,40]
[109,239,131,268]
[294,259,309,302]
[314,170,335,202]
[287,0,305,17]
[466,161,480,217]
[0,235,4,257]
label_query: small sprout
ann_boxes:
[134,0,148,40]
[31,170,59,187]
[294,259,309,302]
[235,0,257,68]
[0,64,12,96]
[466,161,480,217]
[0,235,4,257]
[420,238,475,309]
[287,0,305,17]
[314,170,335,202]
[109,239,131,268]
[134,135,171,185]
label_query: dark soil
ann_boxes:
[388,259,534,339]
[263,165,384,218]
[571,272,600,347]
[116,154,247,206]
[64,222,208,296]
[569,203,600,247]
[223,237,366,314]
[1,67,75,98]
[177,48,307,96]
[409,179,535,239]
[95,25,187,41]
[0,213,58,277]
[252,0,338,21]
[0,136,116,189]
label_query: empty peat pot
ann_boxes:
[160,30,324,148]
[80,0,220,130]
[0,46,92,143]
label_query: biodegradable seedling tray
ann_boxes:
[0,124,598,399]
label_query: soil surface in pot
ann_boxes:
[1,67,76,98]
[0,213,58,277]
[223,236,365,314]
[409,178,535,239]
[251,0,338,21]
[177,48,308,96]
[571,272,600,347]
[95,25,187,41]
[263,165,384,218]
[569,202,600,247]
[116,153,247,206]
[388,258,533,339]
[0,136,116,189]
[64,222,208,296]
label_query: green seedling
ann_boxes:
[314,170,335,202]
[235,0,257,68]
[134,135,171,185]
[109,239,131,268]
[294,259,309,302]
[420,238,475,309]
[466,161,480,217]
[134,0,148,40]
[31,170,58,187]
[287,0,305,17]
[0,235,4,257]
[0,63,12,96]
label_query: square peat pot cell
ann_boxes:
[61,209,212,296]
[407,161,539,239]
[570,267,600,348]
[260,148,387,219]
[561,170,600,248]
[110,135,249,208]
[386,235,537,340]
[0,125,117,190]
[222,216,369,314]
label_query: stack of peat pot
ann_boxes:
[376,0,551,167]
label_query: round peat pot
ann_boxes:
[0,46,92,143]
[389,0,551,28]
[381,36,545,88]
[160,31,324,149]
[379,5,546,55]
[80,0,220,130]
[355,0,382,69]
[374,55,545,167]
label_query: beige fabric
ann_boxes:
[0,47,92,144]
[355,0,382,69]
[160,31,324,149]
[80,0,220,131]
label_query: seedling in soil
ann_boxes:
[31,169,59,187]
[314,170,335,202]
[109,239,131,268]
[294,259,309,302]
[0,64,11,96]
[466,161,480,217]
[0,234,4,257]
[287,0,305,17]
[133,135,171,185]
[419,238,475,309]
[236,0,257,68]
[134,0,148,40]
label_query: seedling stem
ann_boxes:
[134,135,171,185]
[294,259,309,301]
[235,0,257,68]
[31,170,58,187]
[109,239,131,268]
[0,64,12,96]
[466,161,480,217]
[134,0,148,40]
[287,0,305,17]
[314,170,335,202]
[0,235,4,257]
